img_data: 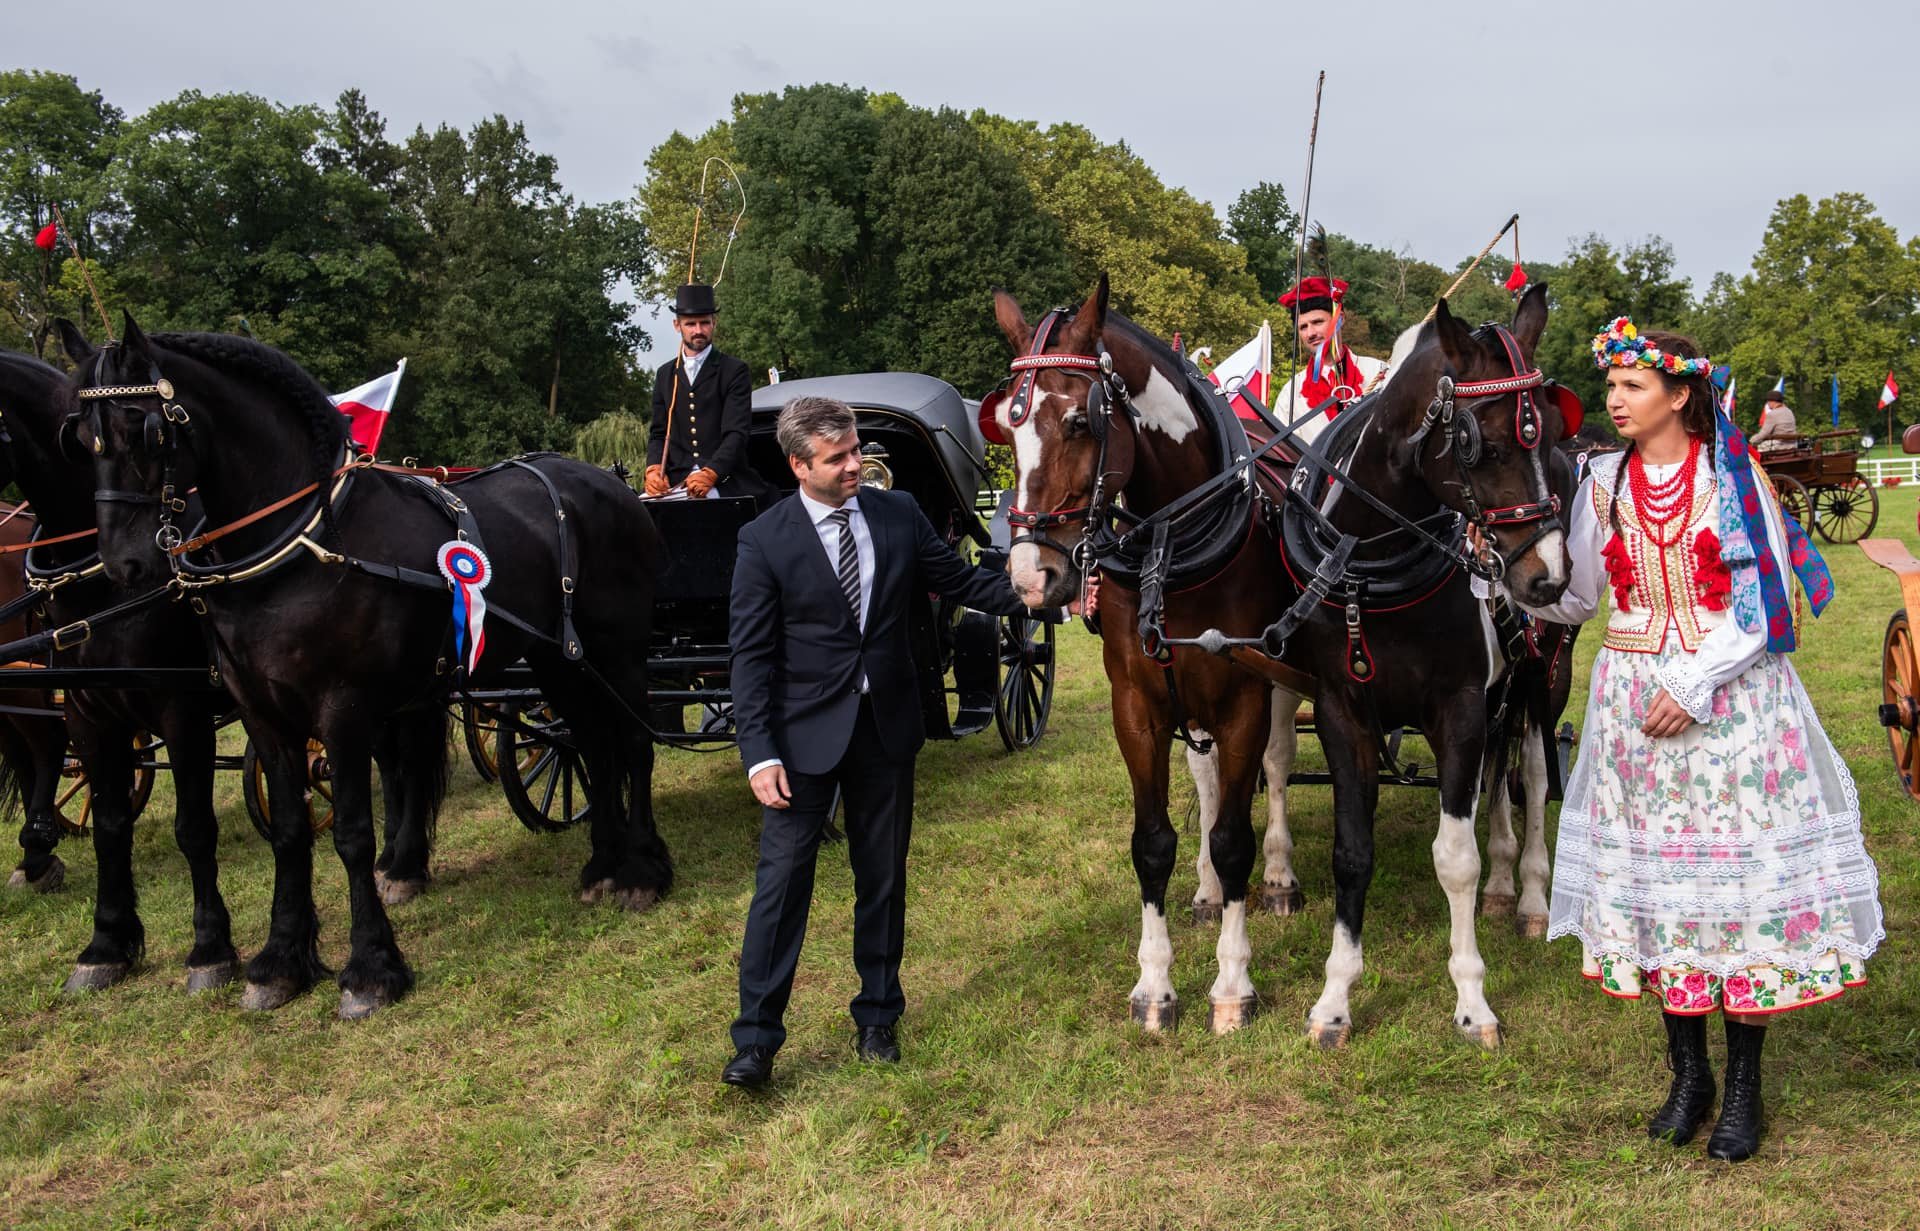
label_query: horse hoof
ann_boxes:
[380,878,426,907]
[1457,1020,1505,1051]
[1129,995,1179,1032]
[240,979,302,1012]
[64,962,132,994]
[337,986,394,1020]
[1261,884,1306,916]
[612,886,661,912]
[185,961,240,993]
[1306,1019,1351,1050]
[11,856,66,894]
[1190,901,1222,926]
[578,878,614,905]
[4,868,20,890]
[1480,892,1516,919]
[1515,913,1548,940]
[1209,995,1259,1035]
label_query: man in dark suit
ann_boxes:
[645,283,767,501]
[721,395,1043,1089]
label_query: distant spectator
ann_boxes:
[1751,389,1798,453]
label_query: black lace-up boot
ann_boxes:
[1707,1019,1766,1161]
[1648,1011,1717,1146]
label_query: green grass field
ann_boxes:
[4,493,1919,1230]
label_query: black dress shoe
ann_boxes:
[855,1024,900,1063]
[721,1045,774,1089]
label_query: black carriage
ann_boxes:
[480,372,1057,833]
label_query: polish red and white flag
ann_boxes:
[331,359,406,455]
[1880,371,1901,410]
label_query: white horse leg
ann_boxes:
[1306,921,1363,1049]
[1186,731,1223,924]
[1259,687,1306,915]
[1207,899,1256,1033]
[1481,751,1518,919]
[1515,724,1552,938]
[1435,807,1502,1048]
[1129,902,1179,1030]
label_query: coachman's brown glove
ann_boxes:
[643,465,670,497]
[683,467,720,498]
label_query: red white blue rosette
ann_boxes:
[436,541,492,675]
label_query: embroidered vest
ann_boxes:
[1591,452,1726,654]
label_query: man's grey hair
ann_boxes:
[776,395,858,461]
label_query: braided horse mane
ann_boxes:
[150,331,351,489]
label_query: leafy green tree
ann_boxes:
[973,115,1265,348]
[637,86,1075,395]
[1728,193,1920,431]
[573,411,651,467]
[0,70,123,353]
[389,115,650,461]
[1227,181,1297,302]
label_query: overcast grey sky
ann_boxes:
[17,0,1919,340]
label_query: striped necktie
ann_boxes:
[827,507,861,626]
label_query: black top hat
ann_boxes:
[672,283,718,317]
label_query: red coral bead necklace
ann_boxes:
[1627,436,1703,546]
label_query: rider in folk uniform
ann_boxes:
[645,283,768,501]
[1275,275,1390,444]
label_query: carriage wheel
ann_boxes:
[496,702,593,833]
[1810,475,1878,543]
[461,701,502,783]
[241,739,336,842]
[1879,610,1920,802]
[53,732,159,836]
[994,613,1056,751]
[1771,474,1811,531]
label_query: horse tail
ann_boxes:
[416,708,452,850]
[0,749,22,828]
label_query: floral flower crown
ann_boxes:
[1589,316,1715,378]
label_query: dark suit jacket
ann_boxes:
[730,489,1030,775]
[647,349,767,498]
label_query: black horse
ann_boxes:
[65,318,668,1018]
[0,345,246,990]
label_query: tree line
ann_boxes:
[7,71,1917,462]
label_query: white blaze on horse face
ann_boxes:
[1135,367,1199,441]
[1131,902,1176,1007]
[1525,444,1569,588]
[1008,392,1062,604]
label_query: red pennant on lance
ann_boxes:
[329,359,406,455]
[1880,371,1900,410]
[1503,262,1528,292]
[34,223,59,251]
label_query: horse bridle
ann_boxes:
[995,309,1137,576]
[1406,324,1563,582]
[73,348,195,556]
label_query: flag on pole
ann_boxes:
[1831,375,1841,428]
[330,359,406,455]
[1206,321,1273,421]
[1721,375,1737,418]
[1880,371,1901,410]
[1773,375,1786,397]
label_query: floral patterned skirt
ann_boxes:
[1548,644,1883,999]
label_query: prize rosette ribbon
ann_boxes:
[436,541,492,675]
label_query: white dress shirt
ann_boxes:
[681,343,712,385]
[746,491,875,780]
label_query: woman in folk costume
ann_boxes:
[1520,319,1882,1162]
[1275,276,1389,442]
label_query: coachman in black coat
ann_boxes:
[645,283,768,501]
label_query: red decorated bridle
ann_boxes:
[981,310,1134,573]
[1408,323,1567,579]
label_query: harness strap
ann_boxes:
[0,580,179,662]
[0,525,97,556]
[505,458,583,660]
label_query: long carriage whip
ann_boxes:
[1421,213,1521,324]
[1287,71,1327,394]
[660,157,749,484]
[48,202,115,342]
